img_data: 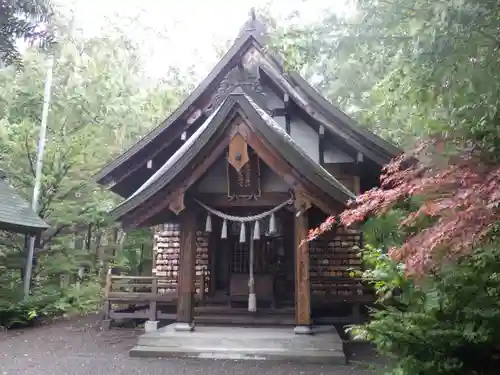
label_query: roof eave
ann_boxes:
[0,222,48,234]
[111,97,239,221]
[112,92,356,224]
[95,31,262,186]
[287,72,403,160]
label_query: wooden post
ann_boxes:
[149,276,158,321]
[101,268,112,330]
[175,207,197,331]
[294,196,312,334]
[145,276,158,332]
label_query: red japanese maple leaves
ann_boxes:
[307,215,337,240]
[309,148,500,275]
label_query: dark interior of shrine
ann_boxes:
[210,208,295,309]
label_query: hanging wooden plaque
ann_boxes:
[227,151,261,199]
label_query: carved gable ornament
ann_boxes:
[228,133,249,172]
[168,191,185,215]
[205,66,267,114]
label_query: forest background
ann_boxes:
[1,1,499,374]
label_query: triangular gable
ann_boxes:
[112,90,355,224]
[241,93,354,202]
[96,16,401,194]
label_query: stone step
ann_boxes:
[130,344,346,364]
[129,324,346,364]
[137,336,344,351]
[194,314,295,326]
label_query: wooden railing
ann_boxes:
[102,269,206,323]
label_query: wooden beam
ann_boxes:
[319,138,325,166]
[176,207,197,329]
[294,194,311,333]
[284,93,291,135]
[195,192,290,207]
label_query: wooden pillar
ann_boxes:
[175,207,197,331]
[145,276,158,332]
[294,195,312,334]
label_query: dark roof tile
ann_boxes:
[0,179,48,233]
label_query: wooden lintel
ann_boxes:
[294,195,311,327]
[196,192,290,207]
[177,208,197,324]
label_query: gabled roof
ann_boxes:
[288,72,401,162]
[258,64,400,165]
[0,176,48,234]
[112,90,355,221]
[95,14,401,192]
[95,28,261,186]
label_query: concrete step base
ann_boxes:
[129,324,346,364]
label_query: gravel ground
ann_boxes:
[0,314,380,375]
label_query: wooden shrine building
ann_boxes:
[97,13,400,333]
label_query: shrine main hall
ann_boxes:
[96,11,400,361]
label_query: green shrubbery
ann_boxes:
[0,271,102,328]
[351,217,500,375]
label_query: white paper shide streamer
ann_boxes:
[195,197,293,312]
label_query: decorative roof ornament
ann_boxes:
[204,66,266,114]
[236,7,267,41]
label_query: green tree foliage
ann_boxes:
[0,0,53,66]
[0,25,191,327]
[352,229,500,375]
[282,1,500,373]
[273,0,500,154]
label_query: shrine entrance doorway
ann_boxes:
[211,209,295,309]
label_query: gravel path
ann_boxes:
[0,315,379,375]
